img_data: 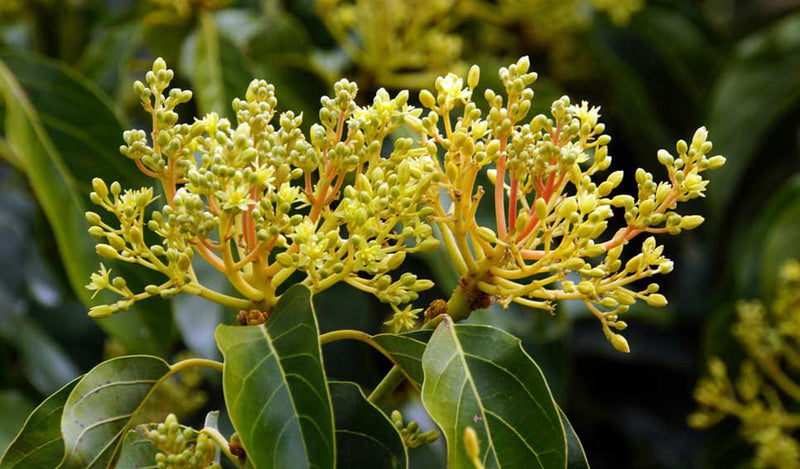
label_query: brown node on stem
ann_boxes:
[236,309,270,326]
[424,299,448,321]
[460,276,492,311]
[229,434,247,464]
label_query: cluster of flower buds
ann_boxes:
[87,56,722,350]
[87,58,441,320]
[690,261,800,468]
[316,0,464,89]
[390,410,440,449]
[142,414,221,469]
[406,56,724,352]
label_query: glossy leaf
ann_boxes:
[114,427,158,469]
[59,356,170,469]
[183,12,252,121]
[706,13,800,216]
[0,377,79,469]
[215,285,335,469]
[372,331,432,388]
[0,50,173,354]
[559,408,589,469]
[421,318,566,469]
[329,381,407,469]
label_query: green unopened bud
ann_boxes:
[582,244,606,257]
[679,215,704,230]
[476,226,497,244]
[85,211,102,226]
[535,198,547,221]
[646,293,668,307]
[92,178,109,199]
[577,281,596,297]
[706,155,726,170]
[88,226,105,238]
[610,333,630,353]
[419,90,436,109]
[276,252,294,267]
[88,304,115,318]
[416,238,441,252]
[557,197,578,219]
[657,150,674,167]
[96,244,117,259]
[129,226,143,245]
[464,427,481,461]
[386,252,406,271]
[467,65,480,89]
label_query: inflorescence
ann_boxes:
[85,56,724,351]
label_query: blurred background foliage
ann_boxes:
[0,0,799,467]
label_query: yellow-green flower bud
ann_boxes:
[467,65,480,89]
[386,252,406,271]
[577,281,596,297]
[535,198,547,221]
[679,215,704,230]
[88,304,114,318]
[610,333,630,353]
[416,238,441,252]
[92,178,109,199]
[419,90,436,109]
[646,293,668,307]
[88,226,105,238]
[96,244,117,259]
[706,155,726,170]
[557,197,578,219]
[464,427,481,461]
[476,227,498,244]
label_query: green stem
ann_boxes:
[200,427,244,467]
[319,329,374,346]
[368,366,407,404]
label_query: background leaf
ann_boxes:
[329,381,407,469]
[215,285,334,469]
[421,318,566,469]
[59,356,170,469]
[0,50,173,354]
[0,377,79,469]
[181,12,253,121]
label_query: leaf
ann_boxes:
[329,381,407,469]
[0,392,35,458]
[706,13,800,217]
[0,377,80,469]
[59,356,170,469]
[76,22,143,99]
[372,331,433,388]
[215,285,335,469]
[0,313,80,395]
[0,50,173,354]
[559,408,589,469]
[421,318,566,469]
[182,12,253,121]
[114,427,158,469]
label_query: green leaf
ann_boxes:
[559,408,589,469]
[59,356,170,469]
[421,318,566,469]
[0,377,80,469]
[182,12,253,121]
[0,50,173,354]
[372,331,433,388]
[215,285,335,469]
[706,13,800,217]
[114,427,158,469]
[329,381,407,469]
